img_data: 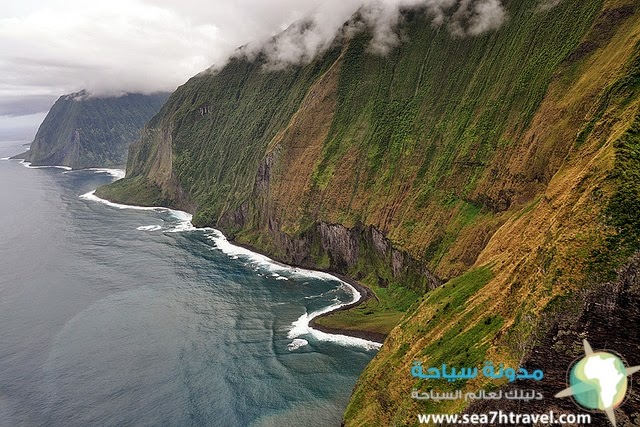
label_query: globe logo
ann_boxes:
[570,352,627,410]
[556,340,640,427]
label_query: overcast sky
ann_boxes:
[0,0,514,141]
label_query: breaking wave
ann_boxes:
[77,170,380,351]
[137,225,163,232]
[206,230,381,351]
[20,160,72,171]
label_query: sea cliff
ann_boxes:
[22,91,169,169]
[98,0,640,424]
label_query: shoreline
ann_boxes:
[309,273,386,344]
[226,238,386,344]
[5,154,128,173]
[217,236,387,344]
[86,176,385,346]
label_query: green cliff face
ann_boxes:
[99,0,640,424]
[25,91,169,169]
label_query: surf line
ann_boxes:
[80,174,381,351]
[19,159,72,171]
[205,230,382,351]
[11,160,126,180]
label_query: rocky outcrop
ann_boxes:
[223,205,443,294]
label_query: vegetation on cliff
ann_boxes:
[99,0,640,424]
[25,91,169,169]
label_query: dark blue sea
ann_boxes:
[0,140,378,427]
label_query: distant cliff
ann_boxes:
[23,91,169,169]
[98,0,640,424]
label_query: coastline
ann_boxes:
[5,157,128,177]
[309,273,386,344]
[225,237,386,344]
[87,177,385,347]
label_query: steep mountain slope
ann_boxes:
[98,0,640,424]
[346,3,640,422]
[24,91,169,169]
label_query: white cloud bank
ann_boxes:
[240,0,509,69]
[0,0,512,127]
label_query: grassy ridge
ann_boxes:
[250,0,605,338]
[590,43,640,279]
[120,49,342,225]
[304,0,602,272]
[345,266,500,423]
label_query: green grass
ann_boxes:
[343,266,496,422]
[411,266,494,326]
[314,299,406,335]
[164,50,341,226]
[315,0,601,212]
[589,42,640,281]
[315,283,420,335]
[95,176,166,207]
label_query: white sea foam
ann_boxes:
[80,190,196,233]
[206,229,381,350]
[20,160,72,171]
[84,168,126,180]
[164,210,196,233]
[62,168,125,180]
[80,182,380,351]
[287,338,309,351]
[80,190,163,211]
[207,230,351,283]
[287,298,381,351]
[137,225,163,232]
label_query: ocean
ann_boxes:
[0,140,378,427]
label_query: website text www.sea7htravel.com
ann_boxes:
[417,411,591,425]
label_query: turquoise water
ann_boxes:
[0,141,378,427]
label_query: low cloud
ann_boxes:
[1,0,509,122]
[537,0,562,12]
[0,0,228,100]
[246,0,508,69]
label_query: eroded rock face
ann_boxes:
[318,222,360,270]
[371,227,389,256]
[214,154,444,291]
[223,196,443,293]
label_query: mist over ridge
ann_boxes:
[232,0,513,71]
[0,0,555,115]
